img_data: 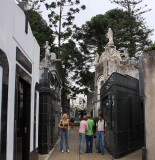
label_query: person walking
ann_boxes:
[85,114,95,153]
[96,114,106,155]
[78,115,88,154]
[58,113,70,153]
[70,116,75,128]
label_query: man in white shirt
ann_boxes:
[96,114,106,155]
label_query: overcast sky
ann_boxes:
[41,0,155,42]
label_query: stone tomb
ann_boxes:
[94,28,139,116]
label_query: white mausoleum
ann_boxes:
[0,0,40,160]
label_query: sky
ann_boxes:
[38,0,155,96]
[41,0,155,42]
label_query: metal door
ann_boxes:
[15,78,31,160]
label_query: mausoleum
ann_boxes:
[0,1,40,160]
[94,28,139,116]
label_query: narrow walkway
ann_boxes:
[47,127,141,160]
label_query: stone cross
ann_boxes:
[106,28,114,45]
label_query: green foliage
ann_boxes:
[144,43,155,52]
[29,0,87,96]
[93,117,99,122]
[60,39,95,94]
[28,1,153,97]
[106,9,152,56]
[71,8,152,92]
[109,0,153,56]
[75,8,152,57]
[28,9,55,60]
[109,0,151,16]
[74,14,108,55]
[43,0,86,56]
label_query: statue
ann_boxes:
[44,41,51,60]
[40,41,60,69]
[106,28,114,45]
[42,41,51,67]
[95,52,99,64]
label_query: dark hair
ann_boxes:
[99,114,103,118]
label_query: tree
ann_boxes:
[75,8,152,57]
[28,9,55,60]
[39,0,86,57]
[60,39,93,95]
[28,0,86,97]
[44,0,87,96]
[70,8,152,92]
[74,14,108,56]
[109,0,153,56]
[144,43,155,52]
[109,0,151,16]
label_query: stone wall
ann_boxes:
[86,92,94,115]
[142,50,155,160]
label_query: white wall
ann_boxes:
[0,0,40,159]
[0,1,16,159]
[72,94,87,110]
[94,75,105,117]
[143,52,155,160]
[13,3,35,61]
[30,39,40,151]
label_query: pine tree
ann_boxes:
[42,0,85,57]
[28,9,55,60]
[109,0,151,16]
[28,0,86,97]
[109,0,153,56]
[71,8,153,92]
[28,0,86,57]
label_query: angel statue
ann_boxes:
[106,28,114,45]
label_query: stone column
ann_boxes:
[142,50,155,160]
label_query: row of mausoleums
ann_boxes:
[0,0,64,160]
[92,28,155,159]
[99,52,155,160]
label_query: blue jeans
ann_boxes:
[85,135,93,153]
[79,133,85,152]
[97,131,104,153]
[60,131,69,151]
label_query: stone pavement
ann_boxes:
[39,127,141,160]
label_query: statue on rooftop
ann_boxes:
[95,52,99,64]
[44,41,51,60]
[106,28,114,45]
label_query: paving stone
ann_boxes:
[40,127,141,160]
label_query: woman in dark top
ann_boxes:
[58,113,70,152]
